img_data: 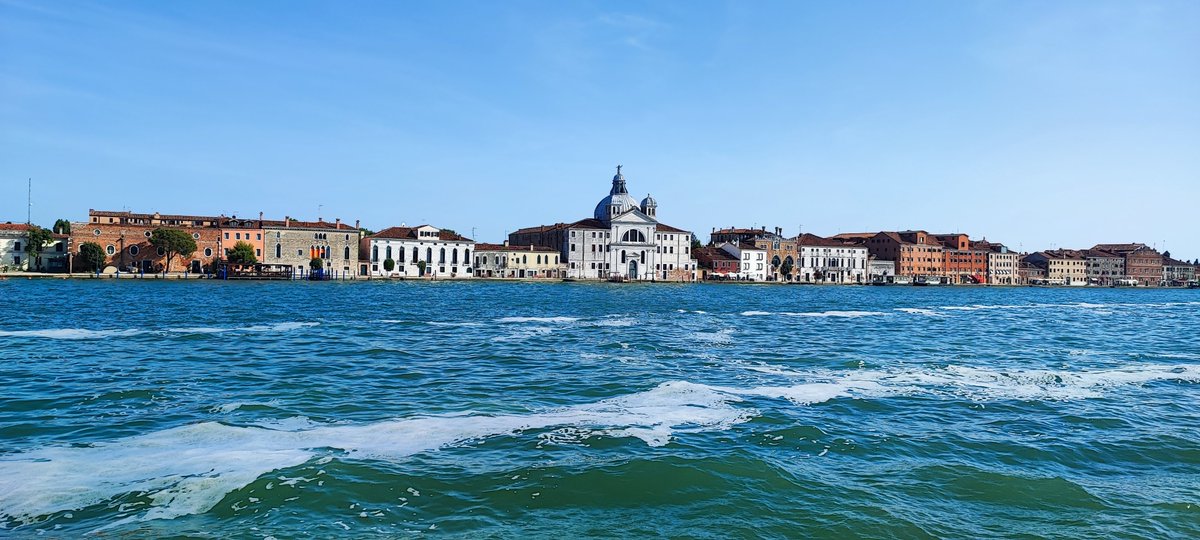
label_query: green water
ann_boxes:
[1,280,1197,538]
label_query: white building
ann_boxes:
[796,234,868,284]
[364,225,475,278]
[0,223,30,270]
[509,166,698,281]
[718,242,768,281]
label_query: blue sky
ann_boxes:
[2,1,1197,257]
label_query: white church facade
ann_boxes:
[509,167,698,281]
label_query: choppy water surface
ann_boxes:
[1,280,1198,538]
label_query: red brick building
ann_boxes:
[935,233,988,284]
[1092,243,1163,286]
[73,210,223,273]
[695,247,739,279]
[841,231,945,279]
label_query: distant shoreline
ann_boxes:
[1,272,1195,290]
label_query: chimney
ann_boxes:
[335,218,341,228]
[285,218,291,228]
[355,219,360,229]
[503,240,509,247]
[259,211,264,221]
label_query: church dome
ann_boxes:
[640,194,656,207]
[594,165,639,221]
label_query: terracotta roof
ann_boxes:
[656,223,689,234]
[712,227,762,235]
[262,219,356,231]
[475,243,556,252]
[1091,243,1147,254]
[1084,249,1122,259]
[796,233,854,247]
[90,209,219,222]
[694,247,738,263]
[0,223,31,231]
[370,226,473,242]
[569,218,608,229]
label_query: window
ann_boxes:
[571,244,576,252]
[224,233,230,240]
[452,249,458,264]
[204,248,213,257]
[106,245,115,255]
[621,230,646,243]
[256,249,261,257]
[374,246,380,262]
[276,244,282,258]
[236,233,242,240]
[157,247,165,256]
[439,248,446,263]
[128,245,139,256]
[257,234,261,240]
[463,248,469,261]
[344,246,350,260]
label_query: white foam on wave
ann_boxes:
[935,301,1200,313]
[741,363,1200,402]
[0,381,753,527]
[740,310,886,318]
[426,321,485,327]
[0,322,318,340]
[496,316,580,324]
[689,328,735,344]
[895,308,940,316]
[0,328,148,340]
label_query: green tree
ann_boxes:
[780,258,794,278]
[225,241,257,264]
[417,260,427,276]
[24,226,54,271]
[691,238,702,251]
[149,228,197,274]
[309,257,324,270]
[359,227,376,236]
[52,219,71,234]
[383,258,395,272]
[79,241,106,272]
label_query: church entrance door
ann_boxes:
[627,260,638,280]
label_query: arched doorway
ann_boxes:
[627,260,638,279]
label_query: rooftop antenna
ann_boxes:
[318,204,324,221]
[27,178,32,225]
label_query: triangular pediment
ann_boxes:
[611,208,656,224]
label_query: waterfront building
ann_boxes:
[710,227,781,246]
[973,241,1019,285]
[718,242,767,281]
[217,213,266,262]
[1024,250,1088,285]
[1092,243,1163,287]
[1018,259,1047,284]
[362,225,474,278]
[474,242,562,278]
[712,227,800,282]
[694,247,739,280]
[508,167,698,281]
[935,233,988,284]
[74,209,222,273]
[1162,256,1195,286]
[795,233,868,284]
[0,223,31,270]
[1084,249,1125,286]
[263,218,361,278]
[868,258,895,281]
[840,231,944,279]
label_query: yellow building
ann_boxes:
[473,242,565,279]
